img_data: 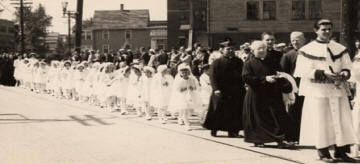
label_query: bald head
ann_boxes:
[290,31,306,50]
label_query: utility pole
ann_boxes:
[10,0,32,54]
[19,0,24,54]
[188,0,194,49]
[75,0,83,54]
[67,12,71,51]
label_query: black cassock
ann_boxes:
[203,56,245,132]
[242,57,297,143]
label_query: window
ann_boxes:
[103,44,110,53]
[81,31,85,40]
[178,0,188,10]
[0,26,7,33]
[309,0,321,19]
[125,30,131,40]
[292,0,305,20]
[102,30,109,40]
[263,1,276,20]
[8,27,14,34]
[247,1,259,20]
[85,31,92,40]
[179,14,189,25]
[194,9,207,30]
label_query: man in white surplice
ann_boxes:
[294,19,358,163]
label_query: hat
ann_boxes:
[143,66,155,73]
[276,43,286,48]
[77,64,85,69]
[149,49,155,53]
[157,64,168,73]
[63,60,71,66]
[219,41,235,47]
[131,64,142,71]
[177,63,191,72]
[185,48,192,52]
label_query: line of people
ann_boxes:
[7,18,360,163]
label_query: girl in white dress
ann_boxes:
[151,65,174,124]
[86,62,101,105]
[140,66,155,120]
[37,61,48,94]
[168,63,202,131]
[111,66,131,114]
[126,64,143,116]
[61,61,73,99]
[31,61,40,92]
[199,64,212,123]
[73,63,88,102]
[101,63,117,110]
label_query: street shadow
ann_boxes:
[0,113,115,126]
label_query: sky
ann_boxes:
[0,0,167,34]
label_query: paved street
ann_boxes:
[0,86,358,164]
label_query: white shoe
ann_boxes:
[185,125,192,131]
[177,119,184,125]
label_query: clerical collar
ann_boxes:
[315,39,329,44]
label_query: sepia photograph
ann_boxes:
[0,0,360,163]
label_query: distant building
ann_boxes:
[0,19,15,52]
[83,4,151,53]
[149,21,167,50]
[167,0,208,49]
[45,32,60,56]
[168,0,343,49]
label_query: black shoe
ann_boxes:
[254,143,265,148]
[210,130,217,137]
[318,148,336,163]
[277,141,295,149]
[228,131,239,138]
[334,145,357,163]
[334,152,357,163]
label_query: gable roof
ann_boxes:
[92,10,149,30]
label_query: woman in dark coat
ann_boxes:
[242,40,297,148]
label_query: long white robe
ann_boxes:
[294,40,358,149]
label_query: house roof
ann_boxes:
[92,10,149,30]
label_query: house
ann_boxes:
[168,0,344,49]
[83,4,151,53]
[149,21,167,50]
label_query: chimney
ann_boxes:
[120,4,124,11]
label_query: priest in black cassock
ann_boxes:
[203,41,246,137]
[262,32,283,70]
[280,31,306,142]
[242,40,297,148]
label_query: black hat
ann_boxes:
[219,41,235,47]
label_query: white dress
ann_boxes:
[139,75,153,103]
[150,74,173,108]
[168,75,202,113]
[294,40,358,149]
[199,73,212,105]
[126,73,142,107]
[111,69,129,99]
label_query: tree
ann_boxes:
[72,18,94,34]
[15,4,52,57]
